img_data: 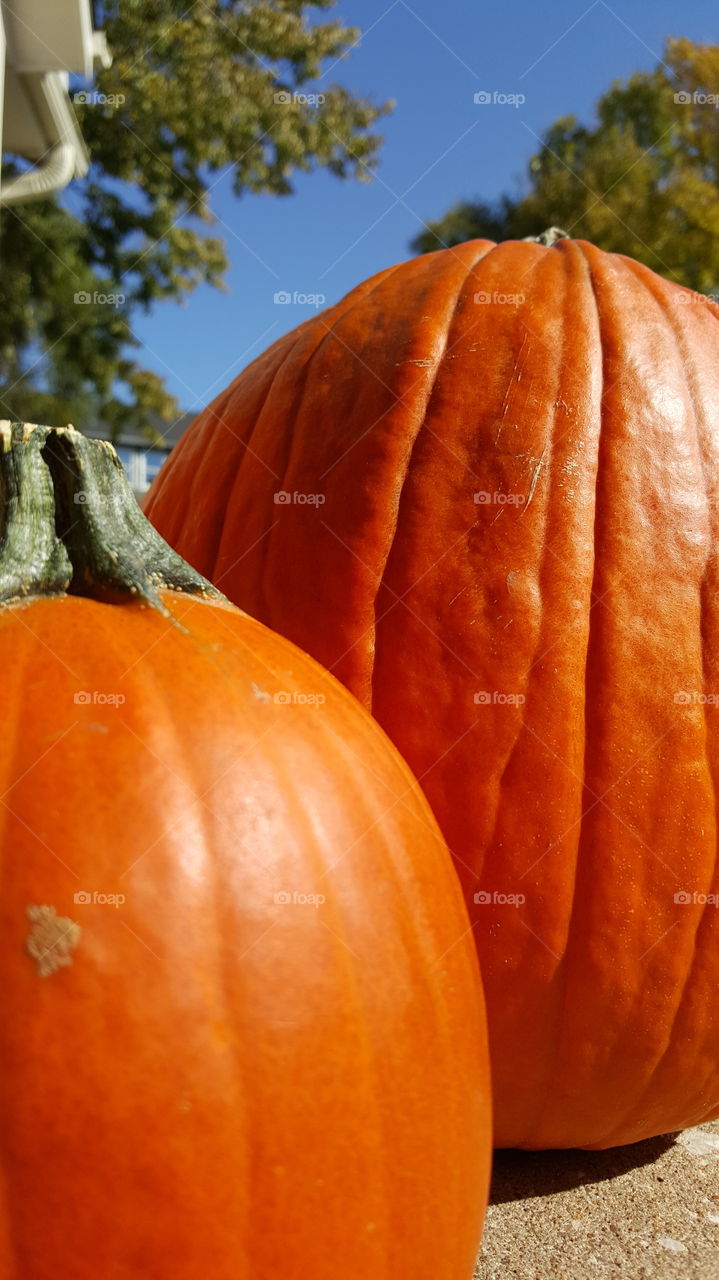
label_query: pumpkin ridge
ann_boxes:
[623,266,719,1142]
[519,239,607,1148]
[209,328,318,586]
[536,245,710,1147]
[308,712,477,1268]
[367,241,498,717]
[245,333,337,623]
[176,381,259,571]
[213,265,412,625]
[474,248,573,878]
[292,741,395,1277]
[591,262,719,1146]
[465,238,597,1145]
[242,255,451,698]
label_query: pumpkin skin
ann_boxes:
[146,236,719,1149]
[0,424,491,1279]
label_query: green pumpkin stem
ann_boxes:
[0,421,222,611]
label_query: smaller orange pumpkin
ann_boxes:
[0,422,491,1280]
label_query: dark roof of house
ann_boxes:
[83,410,197,451]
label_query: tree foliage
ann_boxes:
[412,39,719,295]
[0,0,390,435]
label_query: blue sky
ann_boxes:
[128,0,717,415]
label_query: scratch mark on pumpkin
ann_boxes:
[448,584,471,607]
[522,447,547,516]
[251,681,270,703]
[494,374,517,446]
[26,905,81,977]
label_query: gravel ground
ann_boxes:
[475,1121,719,1280]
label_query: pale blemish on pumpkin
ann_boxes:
[251,682,270,703]
[25,904,81,977]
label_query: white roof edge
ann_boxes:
[0,70,89,204]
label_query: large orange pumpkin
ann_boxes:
[147,234,719,1149]
[0,421,491,1278]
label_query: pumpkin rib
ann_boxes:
[537,245,670,1146]
[357,796,487,1273]
[249,650,485,1274]
[546,246,719,1147]
[480,393,579,1141]
[178,383,263,571]
[142,640,257,1265]
[163,324,312,577]
[498,238,603,1147]
[357,247,500,708]
[504,235,690,1146]
[194,349,302,584]
[300,618,493,1183]
[253,249,475,705]
[589,261,719,1148]
[537,241,631,1149]
[256,336,347,624]
[295,753,418,1280]
[369,241,498,717]
[243,725,395,1280]
[0,610,49,878]
[363,240,616,1152]
[550,240,606,1111]
[319,712,444,851]
[631,262,719,1136]
[475,249,573,877]
[215,260,413,626]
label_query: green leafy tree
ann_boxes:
[412,38,719,295]
[1,0,390,435]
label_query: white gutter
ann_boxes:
[0,69,89,205]
[3,0,95,77]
